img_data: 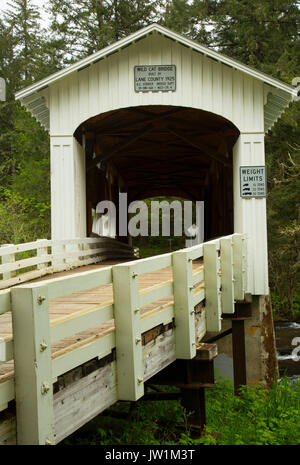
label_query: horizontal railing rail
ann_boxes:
[0,233,247,445]
[0,236,138,290]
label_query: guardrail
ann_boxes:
[0,233,247,444]
[0,236,138,290]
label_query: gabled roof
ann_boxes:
[15,23,298,132]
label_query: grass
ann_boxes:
[62,377,300,446]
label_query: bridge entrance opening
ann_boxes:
[74,105,240,245]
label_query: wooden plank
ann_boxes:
[0,253,53,274]
[0,290,11,315]
[37,239,49,271]
[220,237,235,314]
[50,303,114,343]
[140,304,174,334]
[129,253,172,276]
[52,331,115,379]
[11,284,54,445]
[193,288,205,307]
[173,249,196,359]
[192,267,204,285]
[143,328,176,382]
[203,242,222,332]
[35,266,113,300]
[112,262,144,401]
[53,362,118,444]
[139,281,173,308]
[0,338,13,363]
[0,380,14,412]
[195,343,218,361]
[1,245,16,280]
[0,240,51,256]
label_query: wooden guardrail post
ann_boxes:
[1,244,16,280]
[203,241,222,332]
[232,234,246,301]
[36,239,49,271]
[220,236,235,314]
[11,284,54,445]
[173,250,196,359]
[112,263,144,401]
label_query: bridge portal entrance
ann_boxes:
[74,105,240,243]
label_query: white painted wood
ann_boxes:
[22,31,280,137]
[11,284,54,445]
[140,304,174,334]
[193,288,205,307]
[129,253,172,276]
[139,281,173,308]
[52,332,115,379]
[36,239,49,271]
[50,303,114,343]
[193,269,204,285]
[220,237,235,314]
[30,266,112,300]
[0,290,11,314]
[203,242,222,332]
[173,250,196,359]
[112,262,144,401]
[0,380,14,413]
[232,233,244,301]
[233,133,269,295]
[0,338,13,363]
[1,245,16,280]
[50,136,86,240]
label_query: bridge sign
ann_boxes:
[240,166,267,198]
[134,65,176,92]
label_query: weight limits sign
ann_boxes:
[134,65,176,92]
[240,166,267,198]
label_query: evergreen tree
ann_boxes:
[48,0,164,63]
[3,0,46,86]
[212,0,300,79]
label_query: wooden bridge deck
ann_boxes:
[0,259,203,386]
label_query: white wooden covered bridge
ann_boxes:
[0,24,297,444]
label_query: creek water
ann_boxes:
[274,321,300,383]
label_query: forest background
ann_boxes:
[0,0,299,320]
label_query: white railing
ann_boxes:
[0,236,138,290]
[0,233,247,445]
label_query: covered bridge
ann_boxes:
[0,24,297,445]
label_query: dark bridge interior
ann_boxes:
[74,105,240,241]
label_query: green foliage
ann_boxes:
[62,377,300,445]
[47,0,164,63]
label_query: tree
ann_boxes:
[3,0,46,86]
[211,0,300,79]
[48,0,164,64]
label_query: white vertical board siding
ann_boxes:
[233,133,268,295]
[50,137,86,239]
[48,33,265,136]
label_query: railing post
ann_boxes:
[203,241,222,332]
[11,284,54,445]
[112,263,144,401]
[220,236,235,314]
[173,250,196,359]
[36,239,49,271]
[1,244,16,280]
[232,234,245,301]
